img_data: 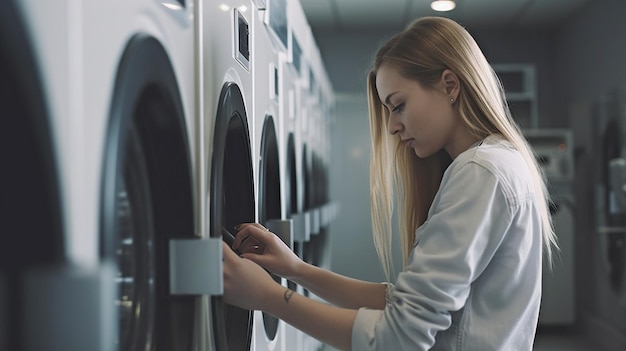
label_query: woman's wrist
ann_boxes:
[260,281,293,312]
[289,259,310,284]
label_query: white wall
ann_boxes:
[327,94,403,283]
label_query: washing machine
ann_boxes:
[201,1,259,350]
[584,88,626,348]
[285,0,311,253]
[289,0,317,244]
[524,129,576,326]
[250,0,297,350]
[313,48,335,233]
[0,1,113,350]
[277,11,310,350]
[299,20,338,282]
[3,1,117,350]
[286,4,326,351]
[82,0,207,350]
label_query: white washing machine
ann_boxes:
[286,3,327,351]
[82,0,205,350]
[288,0,314,236]
[0,1,113,350]
[251,1,294,350]
[309,41,338,232]
[6,1,116,350]
[307,45,337,274]
[201,1,258,350]
[278,18,310,351]
[284,0,311,249]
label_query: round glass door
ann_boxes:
[258,116,282,340]
[102,36,195,351]
[210,82,255,351]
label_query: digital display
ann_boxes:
[235,9,250,70]
[238,15,250,61]
[267,0,288,49]
[291,34,302,74]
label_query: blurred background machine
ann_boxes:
[525,129,576,326]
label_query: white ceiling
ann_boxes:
[299,0,591,33]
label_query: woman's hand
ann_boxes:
[222,242,279,310]
[233,223,305,280]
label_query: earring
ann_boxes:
[450,97,455,104]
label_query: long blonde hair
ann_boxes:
[367,17,558,281]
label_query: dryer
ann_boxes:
[201,1,257,350]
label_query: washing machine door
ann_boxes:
[210,82,255,351]
[101,35,196,351]
[286,133,298,218]
[285,133,301,292]
[258,116,283,341]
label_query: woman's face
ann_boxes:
[375,64,463,159]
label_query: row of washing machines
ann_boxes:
[1,0,336,350]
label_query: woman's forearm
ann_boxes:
[291,262,387,309]
[263,283,357,351]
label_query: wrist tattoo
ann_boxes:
[283,289,294,303]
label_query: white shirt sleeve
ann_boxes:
[352,160,515,350]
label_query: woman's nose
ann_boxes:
[387,114,402,135]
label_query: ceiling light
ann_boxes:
[431,0,456,12]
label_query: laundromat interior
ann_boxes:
[2,0,626,350]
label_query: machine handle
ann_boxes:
[169,238,223,296]
[266,219,293,249]
[291,212,311,243]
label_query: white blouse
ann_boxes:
[352,135,543,350]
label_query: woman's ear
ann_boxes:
[441,69,460,98]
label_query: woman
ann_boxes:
[222,16,557,350]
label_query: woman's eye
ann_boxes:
[392,103,405,113]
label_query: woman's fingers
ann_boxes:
[233,223,274,250]
[234,222,267,233]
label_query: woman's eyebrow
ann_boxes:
[384,91,399,106]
